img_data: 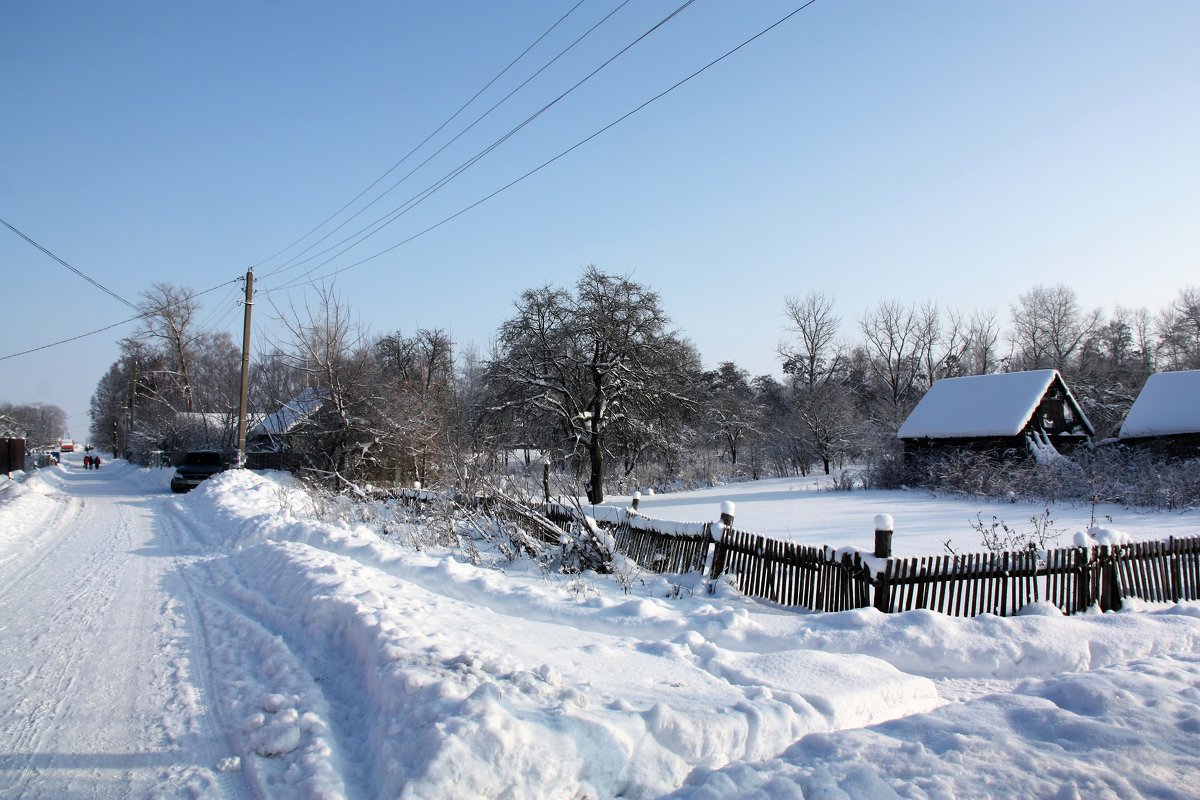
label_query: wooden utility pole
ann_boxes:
[235,268,254,468]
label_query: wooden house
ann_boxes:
[898,369,1093,460]
[1118,370,1200,458]
[245,387,329,455]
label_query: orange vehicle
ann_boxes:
[59,438,75,453]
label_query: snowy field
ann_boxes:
[598,473,1200,558]
[1,456,1198,799]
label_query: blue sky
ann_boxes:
[3,0,1198,432]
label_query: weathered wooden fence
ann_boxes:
[611,516,713,576]
[388,490,1200,618]
[874,537,1200,616]
[547,505,873,612]
[710,529,873,612]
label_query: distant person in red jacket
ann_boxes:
[93,455,101,469]
[83,455,92,470]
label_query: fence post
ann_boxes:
[1075,547,1091,613]
[1100,545,1122,612]
[542,456,551,504]
[874,562,892,613]
[720,501,735,527]
[874,514,893,558]
[631,491,641,512]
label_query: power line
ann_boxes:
[1,216,140,312]
[258,0,694,292]
[255,0,594,279]
[0,315,143,362]
[266,0,822,295]
[0,279,242,362]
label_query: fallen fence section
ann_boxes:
[547,503,871,612]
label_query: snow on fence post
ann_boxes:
[719,501,735,528]
[631,491,641,512]
[874,513,893,558]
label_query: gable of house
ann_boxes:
[898,369,1093,442]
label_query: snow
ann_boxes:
[2,455,1199,798]
[600,475,1198,558]
[249,386,328,438]
[896,369,1090,439]
[1119,369,1200,438]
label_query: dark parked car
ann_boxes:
[170,450,226,493]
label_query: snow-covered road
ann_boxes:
[0,457,248,798]
[3,458,1199,798]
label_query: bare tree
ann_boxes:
[1009,284,1103,373]
[779,292,858,473]
[0,402,67,449]
[486,267,694,503]
[964,308,1002,375]
[1156,286,1200,370]
[703,362,761,474]
[779,292,844,392]
[271,284,377,482]
[136,283,201,412]
[858,299,930,425]
[374,328,456,484]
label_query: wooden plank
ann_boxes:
[1183,537,1200,600]
[984,553,997,615]
[1136,543,1153,600]
[998,552,1010,616]
[1156,541,1173,603]
[1047,548,1060,612]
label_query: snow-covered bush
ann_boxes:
[870,445,1199,511]
[967,509,1063,554]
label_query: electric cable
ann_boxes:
[0,279,241,362]
[264,0,821,295]
[257,0,692,290]
[254,0,593,278]
[1,216,140,312]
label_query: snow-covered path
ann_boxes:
[0,457,248,798]
[2,460,1199,798]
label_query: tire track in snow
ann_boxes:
[0,462,252,798]
[161,497,363,797]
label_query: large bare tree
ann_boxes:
[486,267,694,503]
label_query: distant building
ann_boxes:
[1118,370,1200,458]
[245,387,329,454]
[898,369,1093,460]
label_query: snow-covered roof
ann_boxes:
[898,369,1084,439]
[249,387,328,438]
[1119,370,1200,439]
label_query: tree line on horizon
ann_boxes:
[79,268,1199,502]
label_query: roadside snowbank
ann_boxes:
[159,468,1200,798]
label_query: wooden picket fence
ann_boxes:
[709,529,873,612]
[565,509,1200,617]
[875,537,1200,616]
[387,490,1200,618]
[560,511,872,612]
[611,517,713,576]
